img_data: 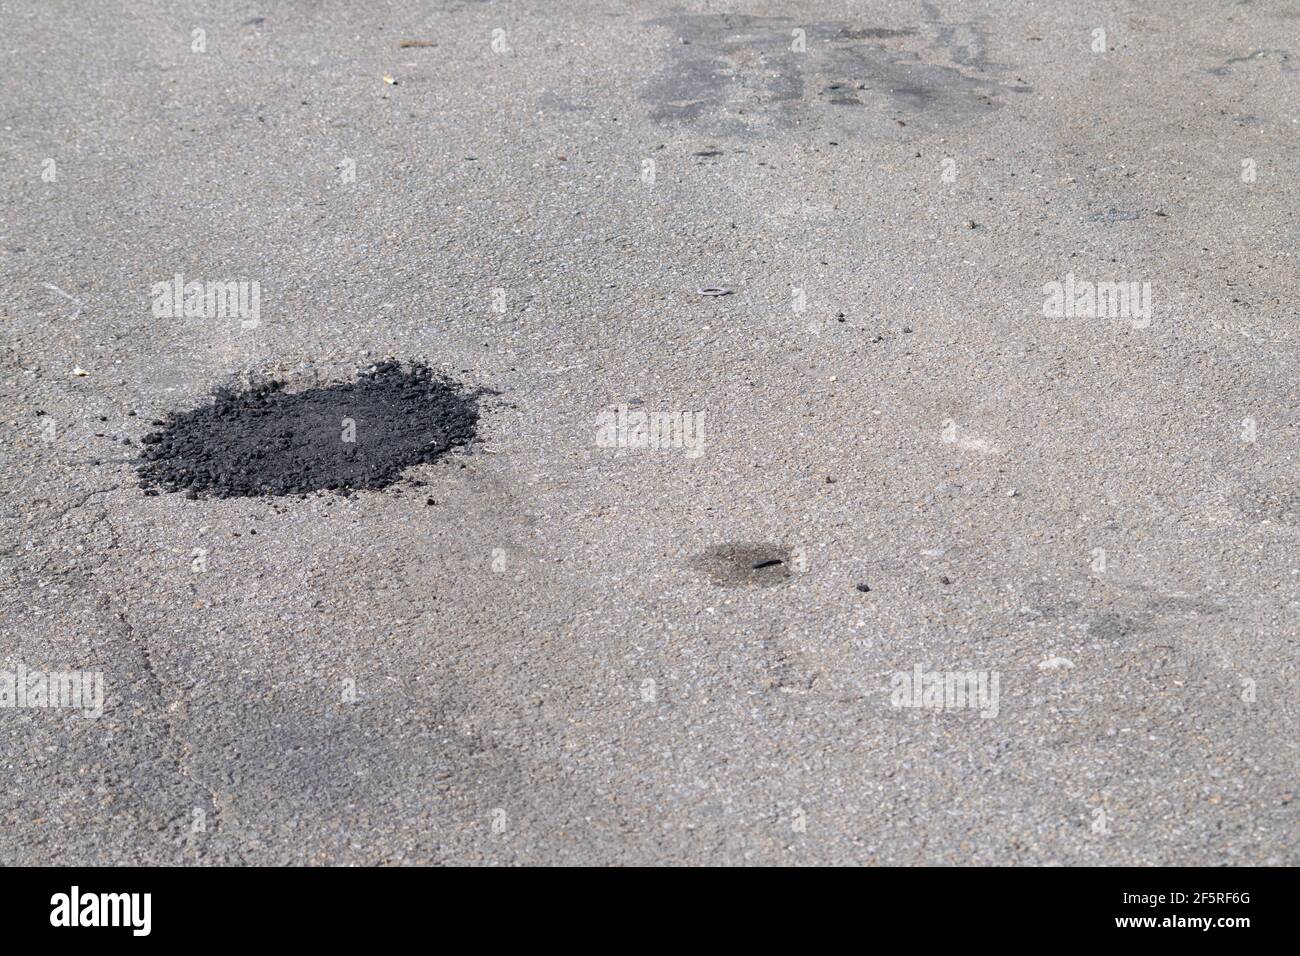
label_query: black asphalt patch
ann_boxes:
[137,361,484,498]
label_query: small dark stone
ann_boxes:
[856,583,871,593]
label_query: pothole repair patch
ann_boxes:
[137,361,484,499]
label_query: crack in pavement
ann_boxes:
[104,596,248,863]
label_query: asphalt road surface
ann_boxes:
[1,0,1296,865]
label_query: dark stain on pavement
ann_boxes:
[693,542,793,587]
[1086,611,1157,641]
[1206,49,1293,76]
[642,11,1023,139]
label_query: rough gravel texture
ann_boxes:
[0,0,1296,866]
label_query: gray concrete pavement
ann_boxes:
[1,0,1296,864]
